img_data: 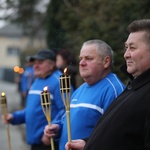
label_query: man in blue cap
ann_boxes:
[2,49,65,150]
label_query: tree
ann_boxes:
[46,0,150,81]
[1,0,49,36]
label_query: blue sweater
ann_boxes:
[57,72,125,150]
[11,70,65,145]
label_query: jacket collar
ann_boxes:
[121,64,150,90]
[131,68,150,90]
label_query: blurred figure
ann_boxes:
[56,49,78,89]
[20,56,34,108]
[2,49,65,150]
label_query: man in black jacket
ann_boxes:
[65,19,150,150]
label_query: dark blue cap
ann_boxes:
[32,49,56,61]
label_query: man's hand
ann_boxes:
[2,113,13,124]
[41,134,50,145]
[65,139,86,150]
[44,124,60,138]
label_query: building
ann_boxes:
[0,23,47,82]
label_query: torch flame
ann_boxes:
[64,68,67,74]
[1,92,5,96]
[43,86,48,92]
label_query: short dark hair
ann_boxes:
[127,19,150,44]
[127,19,150,33]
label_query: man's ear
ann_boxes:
[103,56,111,68]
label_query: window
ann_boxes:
[7,47,20,56]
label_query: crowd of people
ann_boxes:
[1,18,150,150]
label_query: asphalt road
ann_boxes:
[0,80,30,150]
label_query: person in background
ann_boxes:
[56,49,78,89]
[2,49,65,150]
[43,39,125,150]
[65,19,150,150]
[20,56,34,108]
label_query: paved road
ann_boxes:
[0,80,30,150]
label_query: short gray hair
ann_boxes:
[82,39,114,66]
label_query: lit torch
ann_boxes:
[0,92,11,150]
[60,68,72,144]
[40,86,55,150]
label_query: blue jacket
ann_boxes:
[56,72,125,150]
[11,70,65,145]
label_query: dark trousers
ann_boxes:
[31,142,59,150]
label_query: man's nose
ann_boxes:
[79,59,86,65]
[124,49,130,59]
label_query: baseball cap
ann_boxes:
[31,49,56,61]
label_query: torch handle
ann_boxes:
[6,125,11,150]
[0,105,11,150]
[48,122,55,150]
[66,110,71,142]
[66,110,72,150]
[50,137,55,150]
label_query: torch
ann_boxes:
[60,68,72,143]
[40,86,55,150]
[0,92,11,150]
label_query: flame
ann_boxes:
[1,92,5,96]
[64,68,67,74]
[43,86,48,92]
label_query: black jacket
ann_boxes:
[84,67,150,150]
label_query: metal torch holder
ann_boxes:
[0,93,11,150]
[60,74,72,143]
[40,91,55,150]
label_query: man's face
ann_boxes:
[124,31,150,77]
[79,44,110,84]
[33,59,55,78]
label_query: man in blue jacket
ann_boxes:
[2,49,65,150]
[43,39,125,150]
